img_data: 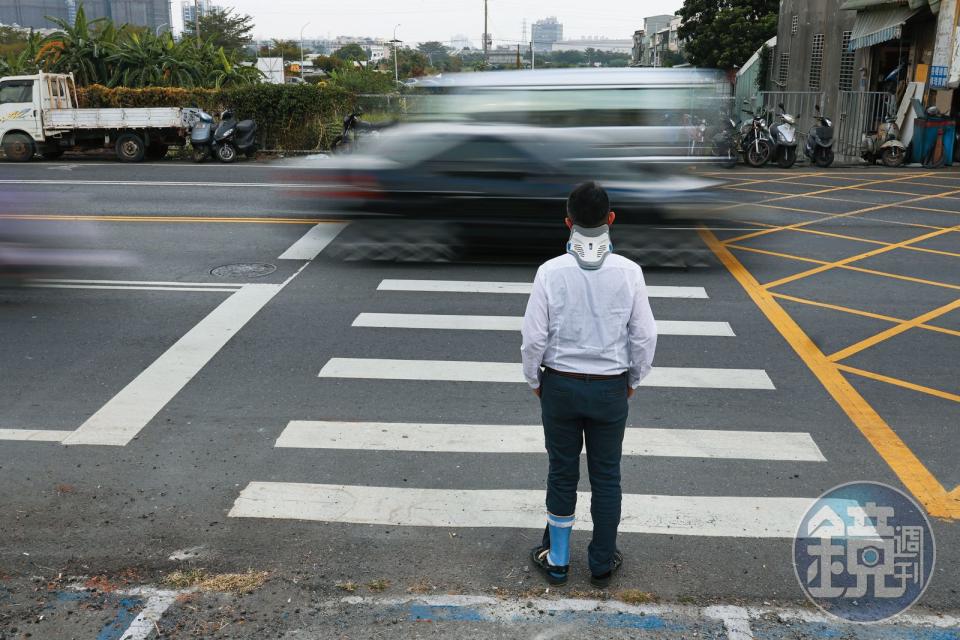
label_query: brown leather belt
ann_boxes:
[544,367,626,381]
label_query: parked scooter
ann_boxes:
[331,110,393,154]
[684,114,708,156]
[189,108,216,163]
[804,105,835,168]
[769,103,799,169]
[711,114,739,169]
[213,109,258,163]
[740,108,774,167]
[861,115,906,167]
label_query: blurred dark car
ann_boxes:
[301,123,722,223]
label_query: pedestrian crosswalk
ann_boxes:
[229,276,823,539]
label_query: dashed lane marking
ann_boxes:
[275,421,826,461]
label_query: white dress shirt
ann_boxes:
[521,252,658,389]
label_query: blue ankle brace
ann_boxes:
[546,513,575,567]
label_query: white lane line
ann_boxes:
[228,482,816,538]
[30,284,241,293]
[352,313,735,337]
[62,283,283,446]
[0,429,72,442]
[318,358,775,390]
[0,179,311,188]
[32,279,243,288]
[118,590,179,640]
[378,279,709,299]
[275,421,826,461]
[278,222,349,260]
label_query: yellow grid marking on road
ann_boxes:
[761,224,960,291]
[0,214,340,224]
[770,292,960,338]
[836,364,960,404]
[828,299,960,363]
[729,218,960,258]
[903,204,960,216]
[722,179,954,245]
[701,228,958,519]
[728,240,960,292]
[720,186,887,205]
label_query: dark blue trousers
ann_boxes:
[539,368,629,576]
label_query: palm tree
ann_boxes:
[39,6,118,85]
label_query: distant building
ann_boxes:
[532,16,562,52]
[450,33,474,50]
[633,14,676,66]
[182,0,220,28]
[0,0,172,30]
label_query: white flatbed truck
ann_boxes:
[0,72,200,162]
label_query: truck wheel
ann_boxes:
[3,133,35,162]
[115,133,146,162]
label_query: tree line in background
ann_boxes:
[676,0,778,70]
[0,7,257,87]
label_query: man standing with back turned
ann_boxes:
[521,182,658,588]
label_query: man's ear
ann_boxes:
[608,211,616,225]
[565,217,573,229]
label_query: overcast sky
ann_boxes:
[173,0,683,45]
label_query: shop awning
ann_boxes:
[841,0,937,11]
[846,4,922,50]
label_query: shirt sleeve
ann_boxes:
[520,267,549,389]
[627,267,658,388]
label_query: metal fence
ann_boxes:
[835,91,897,161]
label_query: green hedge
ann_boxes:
[76,83,356,151]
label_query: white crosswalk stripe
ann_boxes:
[229,482,819,538]
[318,358,775,389]
[352,313,736,336]
[275,421,826,461]
[378,279,708,298]
[228,275,822,540]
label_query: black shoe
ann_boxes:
[530,546,569,586]
[590,550,623,589]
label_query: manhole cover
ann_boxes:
[211,263,277,278]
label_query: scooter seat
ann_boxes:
[236,120,256,133]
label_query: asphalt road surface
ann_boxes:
[1,158,958,639]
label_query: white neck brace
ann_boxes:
[566,224,612,270]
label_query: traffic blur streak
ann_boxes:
[0,218,134,286]
[285,123,733,265]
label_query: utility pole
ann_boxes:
[193,0,200,43]
[391,24,402,86]
[531,39,535,70]
[483,0,488,63]
[516,44,521,69]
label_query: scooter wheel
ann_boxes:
[216,143,237,164]
[814,148,834,168]
[776,147,797,169]
[192,147,209,163]
[881,147,905,168]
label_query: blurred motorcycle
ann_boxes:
[711,115,738,169]
[331,111,393,154]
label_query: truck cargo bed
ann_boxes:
[44,107,188,130]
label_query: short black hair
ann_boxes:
[566,182,610,228]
